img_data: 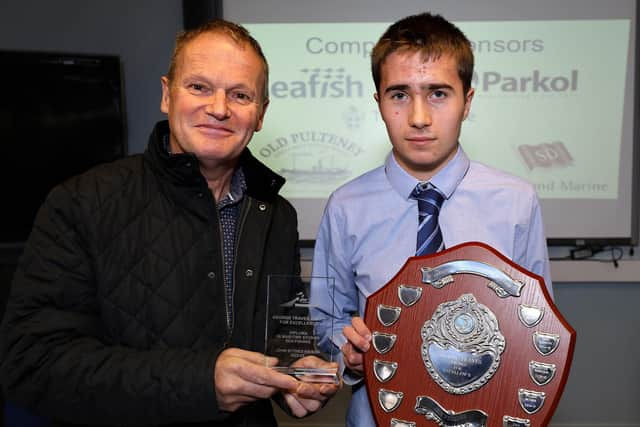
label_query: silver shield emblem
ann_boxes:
[377,304,401,326]
[529,361,556,386]
[421,294,505,394]
[373,359,398,383]
[518,389,546,414]
[378,389,403,412]
[398,285,422,306]
[372,331,397,354]
[533,332,560,356]
[518,304,544,328]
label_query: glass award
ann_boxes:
[265,275,338,384]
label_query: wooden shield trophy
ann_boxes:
[363,242,575,427]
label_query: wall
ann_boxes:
[0,0,183,154]
[0,1,181,425]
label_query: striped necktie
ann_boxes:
[411,183,445,256]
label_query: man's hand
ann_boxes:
[341,316,371,376]
[214,348,300,412]
[282,356,342,417]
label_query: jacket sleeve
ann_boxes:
[0,184,228,425]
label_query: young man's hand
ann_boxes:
[341,316,371,376]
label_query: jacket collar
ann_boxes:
[145,120,285,202]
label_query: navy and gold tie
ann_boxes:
[411,183,445,256]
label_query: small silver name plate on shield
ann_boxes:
[374,359,398,383]
[518,388,546,414]
[377,304,402,326]
[518,304,544,327]
[529,361,556,386]
[378,388,403,412]
[533,332,560,356]
[373,331,397,354]
[398,285,422,307]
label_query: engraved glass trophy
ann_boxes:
[265,275,338,383]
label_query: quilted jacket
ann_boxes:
[0,121,301,426]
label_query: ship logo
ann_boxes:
[279,155,350,183]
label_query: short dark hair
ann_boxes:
[371,12,474,94]
[166,19,269,101]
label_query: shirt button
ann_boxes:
[258,203,267,211]
[185,162,192,168]
[207,271,215,279]
[197,192,204,198]
[245,269,254,277]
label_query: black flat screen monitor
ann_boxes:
[0,50,126,246]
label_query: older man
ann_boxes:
[0,19,338,427]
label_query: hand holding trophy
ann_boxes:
[265,275,340,384]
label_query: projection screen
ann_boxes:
[223,0,639,246]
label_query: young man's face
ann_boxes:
[375,50,474,181]
[160,32,268,171]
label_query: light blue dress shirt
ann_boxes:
[310,146,552,426]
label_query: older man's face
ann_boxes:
[161,32,268,171]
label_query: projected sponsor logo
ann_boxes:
[305,36,374,59]
[518,142,573,170]
[258,131,364,184]
[342,105,366,130]
[473,70,578,93]
[270,68,364,99]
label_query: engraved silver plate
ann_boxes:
[398,285,422,307]
[374,359,398,383]
[378,388,403,412]
[421,294,505,394]
[503,415,531,427]
[518,388,546,414]
[391,418,416,427]
[529,361,556,386]
[377,304,402,326]
[415,396,487,426]
[373,331,397,354]
[421,260,524,297]
[533,332,560,355]
[518,304,544,328]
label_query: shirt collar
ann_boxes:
[385,145,470,200]
[218,167,247,208]
[229,167,247,202]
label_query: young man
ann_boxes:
[0,20,339,426]
[311,12,552,426]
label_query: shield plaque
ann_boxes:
[363,242,575,427]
